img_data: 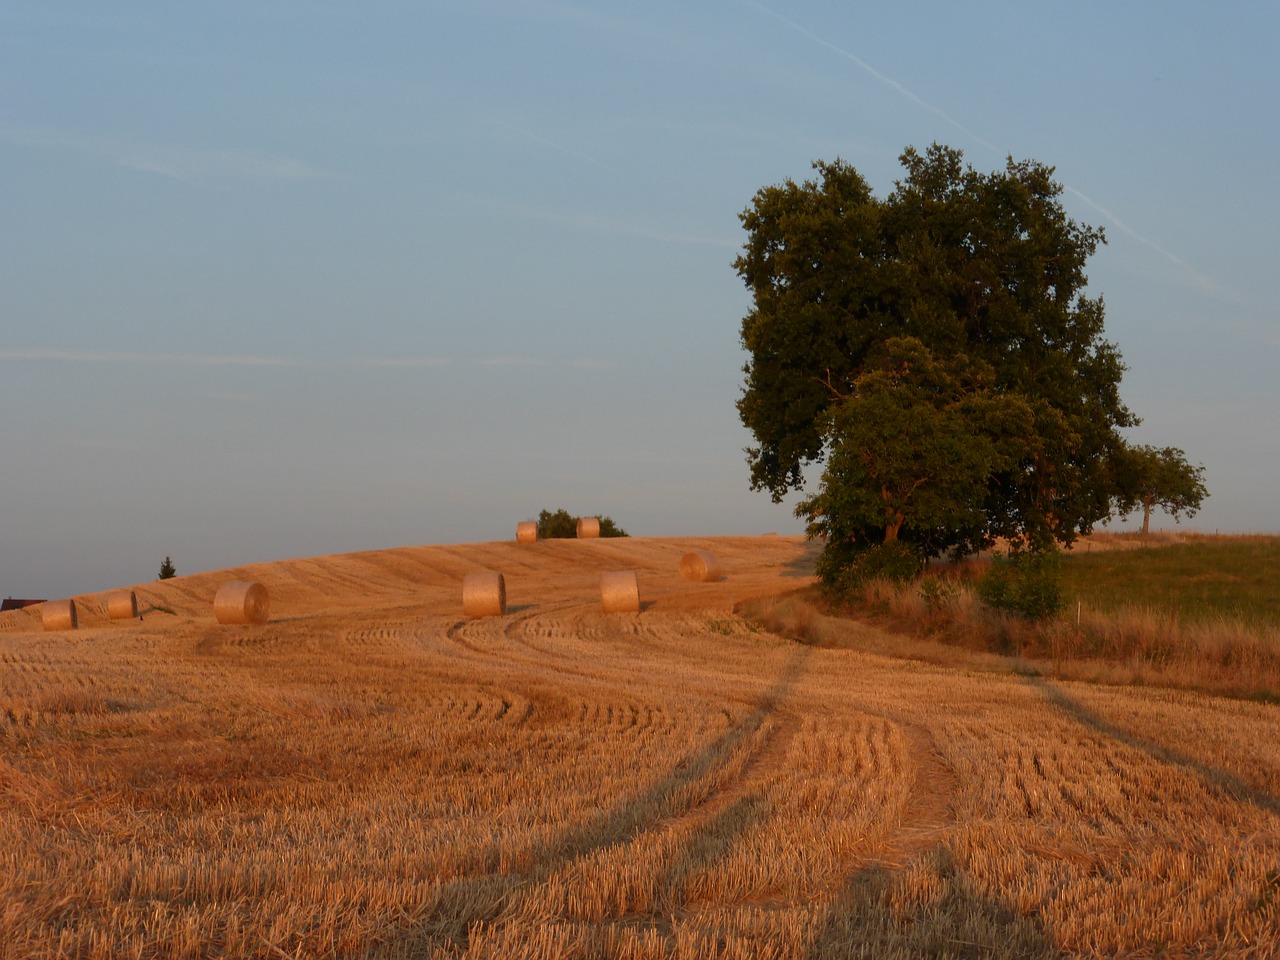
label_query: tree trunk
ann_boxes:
[1142,499,1151,536]
[884,512,903,543]
[881,485,904,543]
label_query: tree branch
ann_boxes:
[812,368,849,400]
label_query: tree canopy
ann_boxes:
[736,144,1137,563]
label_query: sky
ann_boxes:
[3,1,1278,598]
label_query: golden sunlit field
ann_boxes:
[3,535,1279,958]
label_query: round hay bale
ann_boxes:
[42,599,78,631]
[463,571,506,617]
[577,516,601,539]
[679,551,723,583]
[516,521,538,544]
[600,570,640,613]
[213,581,270,625]
[106,590,138,620]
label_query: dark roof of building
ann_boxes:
[1,597,45,612]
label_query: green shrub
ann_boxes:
[819,540,923,600]
[536,508,628,539]
[978,549,1063,620]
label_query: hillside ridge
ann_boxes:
[0,535,816,633]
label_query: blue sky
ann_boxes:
[3,1,1277,597]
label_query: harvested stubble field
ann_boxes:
[2,536,1279,959]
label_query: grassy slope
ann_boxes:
[1060,535,1280,628]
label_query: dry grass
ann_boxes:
[809,536,1280,700]
[2,536,1279,957]
[740,595,822,645]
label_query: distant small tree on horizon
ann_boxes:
[536,508,629,539]
[158,556,177,580]
[1113,444,1209,535]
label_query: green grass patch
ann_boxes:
[1060,536,1280,627]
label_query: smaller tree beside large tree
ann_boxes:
[798,337,1038,566]
[1113,444,1208,535]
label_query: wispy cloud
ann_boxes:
[494,120,621,174]
[350,356,454,369]
[0,348,299,367]
[510,0,660,43]
[479,196,737,249]
[68,436,147,453]
[0,348,613,370]
[474,356,550,367]
[0,348,447,369]
[1,126,330,185]
[564,357,614,370]
[114,144,328,185]
[457,355,617,370]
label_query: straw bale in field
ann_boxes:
[576,517,601,539]
[463,571,507,617]
[106,590,138,620]
[42,599,78,631]
[213,581,270,625]
[679,550,723,583]
[600,570,640,613]
[516,521,538,544]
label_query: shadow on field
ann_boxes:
[804,849,1056,959]
[527,642,809,863]
[381,647,812,954]
[1029,676,1280,818]
[782,539,823,579]
[613,653,811,918]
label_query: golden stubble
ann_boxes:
[1,536,1277,958]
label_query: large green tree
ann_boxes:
[1112,444,1208,535]
[736,143,1136,560]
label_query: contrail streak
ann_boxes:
[742,0,1218,295]
[1064,187,1221,294]
[740,0,1000,153]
